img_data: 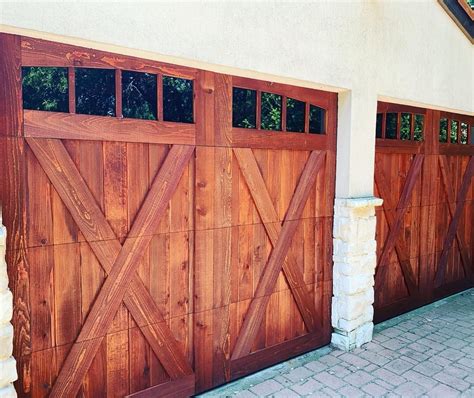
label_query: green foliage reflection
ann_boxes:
[163,76,193,123]
[286,98,305,133]
[439,118,448,143]
[261,92,282,130]
[400,113,412,140]
[22,67,68,112]
[76,68,115,116]
[122,71,157,120]
[309,105,325,134]
[232,88,256,128]
[414,115,424,142]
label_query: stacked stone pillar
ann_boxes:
[0,209,17,397]
[331,197,382,351]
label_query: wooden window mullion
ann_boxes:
[447,118,452,143]
[115,69,122,118]
[256,90,261,130]
[382,113,387,139]
[304,102,310,134]
[68,67,75,114]
[157,74,163,121]
[396,113,401,140]
[281,95,287,132]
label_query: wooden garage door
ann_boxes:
[0,34,336,396]
[374,101,474,322]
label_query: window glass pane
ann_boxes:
[385,113,398,139]
[376,113,383,138]
[261,92,282,130]
[450,120,458,143]
[22,66,68,112]
[439,118,448,143]
[76,68,115,116]
[122,71,157,120]
[286,98,305,133]
[232,87,256,128]
[163,76,193,123]
[460,122,468,145]
[309,105,326,134]
[400,113,412,140]
[414,114,424,142]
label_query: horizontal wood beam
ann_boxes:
[24,110,196,145]
[126,374,195,398]
[21,36,198,79]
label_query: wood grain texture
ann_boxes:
[24,110,195,145]
[26,138,194,397]
[231,150,325,359]
[234,148,320,332]
[375,107,474,323]
[435,156,474,286]
[21,36,198,79]
[0,34,22,137]
[438,155,472,271]
[126,374,195,398]
[6,34,338,397]
[375,154,423,295]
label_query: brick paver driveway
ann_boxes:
[200,289,474,397]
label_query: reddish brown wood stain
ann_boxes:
[374,103,474,322]
[0,34,335,397]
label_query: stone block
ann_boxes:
[333,272,373,296]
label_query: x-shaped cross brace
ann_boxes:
[435,155,474,287]
[26,138,195,397]
[374,154,424,296]
[231,148,325,360]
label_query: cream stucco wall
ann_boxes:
[1,0,473,197]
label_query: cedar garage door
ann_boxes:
[374,101,474,322]
[0,34,336,397]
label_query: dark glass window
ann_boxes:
[232,87,256,128]
[261,92,282,130]
[400,113,412,140]
[460,123,468,145]
[376,113,383,138]
[22,67,68,112]
[122,71,157,120]
[414,114,424,142]
[471,126,474,145]
[450,120,458,143]
[286,98,305,133]
[439,118,448,143]
[309,105,326,134]
[163,76,193,123]
[385,113,398,139]
[76,68,115,116]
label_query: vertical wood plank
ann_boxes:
[115,69,122,118]
[107,330,129,398]
[0,33,22,137]
[68,67,75,114]
[214,74,232,146]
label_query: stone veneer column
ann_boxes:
[331,197,383,351]
[0,209,17,397]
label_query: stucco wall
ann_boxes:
[0,1,472,114]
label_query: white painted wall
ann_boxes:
[1,0,473,197]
